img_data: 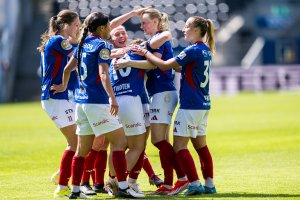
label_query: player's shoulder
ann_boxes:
[97,39,111,60]
[189,43,211,58]
[48,35,72,50]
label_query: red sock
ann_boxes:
[142,153,155,177]
[112,151,127,182]
[58,150,75,186]
[159,150,173,185]
[154,140,185,179]
[95,150,107,185]
[177,149,199,182]
[129,151,145,180]
[71,156,85,186]
[81,149,97,183]
[196,145,213,179]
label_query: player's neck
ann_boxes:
[192,37,203,44]
[57,30,68,39]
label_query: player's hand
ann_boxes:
[114,59,130,70]
[133,7,151,16]
[114,46,131,58]
[50,84,66,94]
[109,97,119,116]
[132,45,147,56]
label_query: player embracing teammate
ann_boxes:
[40,6,217,199]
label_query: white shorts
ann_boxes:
[149,91,178,124]
[116,95,146,136]
[143,103,150,127]
[75,103,122,137]
[41,99,75,129]
[173,109,209,138]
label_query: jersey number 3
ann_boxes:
[200,60,210,88]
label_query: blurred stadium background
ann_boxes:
[0,0,300,102]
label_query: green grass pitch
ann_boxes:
[0,92,299,199]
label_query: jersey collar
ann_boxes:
[194,41,204,44]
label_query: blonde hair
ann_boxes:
[37,10,78,52]
[142,8,169,31]
[191,16,215,55]
[129,39,145,45]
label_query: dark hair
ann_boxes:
[37,10,78,52]
[191,16,215,55]
[77,12,109,85]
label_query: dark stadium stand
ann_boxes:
[0,0,299,102]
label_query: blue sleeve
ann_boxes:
[97,42,111,65]
[175,46,194,66]
[146,41,161,54]
[52,37,74,56]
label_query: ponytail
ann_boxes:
[37,10,78,52]
[77,27,88,86]
[206,19,215,55]
[159,12,170,31]
[142,8,170,31]
[191,16,216,55]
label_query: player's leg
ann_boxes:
[127,134,146,196]
[93,137,109,193]
[105,127,144,198]
[191,110,216,194]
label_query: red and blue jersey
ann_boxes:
[175,42,211,110]
[40,35,74,100]
[109,50,145,97]
[145,32,176,97]
[73,35,112,104]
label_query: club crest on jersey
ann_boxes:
[99,48,110,60]
[177,51,186,60]
[61,40,72,50]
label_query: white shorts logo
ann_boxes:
[99,48,110,60]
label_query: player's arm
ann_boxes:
[51,57,78,94]
[114,59,156,70]
[110,7,150,30]
[133,47,180,71]
[99,62,118,116]
[110,46,131,59]
[149,31,172,49]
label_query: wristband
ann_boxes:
[144,50,148,56]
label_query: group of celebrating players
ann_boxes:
[38,5,216,199]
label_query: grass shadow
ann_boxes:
[90,192,300,199]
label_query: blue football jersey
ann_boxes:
[139,85,149,104]
[175,42,211,110]
[73,35,112,104]
[145,32,176,97]
[67,43,79,92]
[40,35,74,100]
[67,70,79,92]
[109,50,145,97]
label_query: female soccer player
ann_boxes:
[51,11,144,199]
[37,9,80,198]
[139,8,188,195]
[105,26,165,196]
[124,16,217,196]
